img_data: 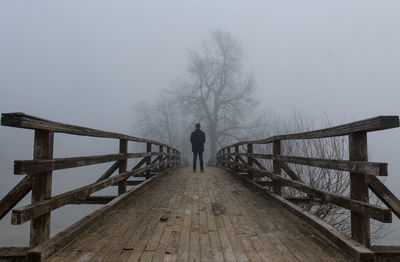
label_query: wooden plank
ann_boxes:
[177,201,192,261]
[285,197,324,206]
[239,153,387,177]
[0,247,29,260]
[30,129,53,248]
[11,162,164,225]
[96,161,119,182]
[248,167,391,223]
[14,152,162,174]
[26,173,163,262]
[200,234,211,262]
[272,141,281,195]
[247,144,253,180]
[367,176,400,219]
[280,162,303,182]
[208,231,224,262]
[146,143,152,179]
[1,112,179,150]
[231,171,374,262]
[0,175,32,219]
[218,227,237,261]
[220,115,399,149]
[131,157,147,171]
[118,139,128,195]
[70,196,116,205]
[349,132,370,247]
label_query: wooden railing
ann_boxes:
[0,113,180,248]
[217,116,400,248]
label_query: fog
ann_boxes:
[1,0,399,246]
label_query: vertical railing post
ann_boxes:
[247,143,253,179]
[224,148,228,168]
[118,139,128,195]
[30,130,54,248]
[146,143,152,178]
[227,147,231,169]
[273,140,282,195]
[235,145,239,171]
[166,147,171,169]
[173,149,177,167]
[159,145,163,170]
[349,132,370,247]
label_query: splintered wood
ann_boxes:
[46,168,350,262]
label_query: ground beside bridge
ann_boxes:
[46,167,350,262]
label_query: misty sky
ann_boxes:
[1,0,400,245]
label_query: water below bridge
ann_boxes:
[45,167,349,262]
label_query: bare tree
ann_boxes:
[133,97,193,160]
[172,30,256,164]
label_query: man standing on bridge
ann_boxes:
[190,123,206,172]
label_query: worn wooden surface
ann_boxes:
[238,153,387,177]
[1,112,178,150]
[45,167,350,262]
[220,115,399,150]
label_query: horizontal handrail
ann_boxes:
[14,152,174,174]
[220,115,399,151]
[1,112,178,150]
[237,153,387,176]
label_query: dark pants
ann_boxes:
[193,151,204,171]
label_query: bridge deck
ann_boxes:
[47,167,350,262]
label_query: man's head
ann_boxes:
[195,123,201,129]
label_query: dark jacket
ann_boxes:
[190,128,206,152]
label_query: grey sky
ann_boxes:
[1,0,400,245]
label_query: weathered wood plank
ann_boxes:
[239,153,387,177]
[368,176,400,219]
[285,197,324,206]
[349,132,370,247]
[272,140,282,195]
[1,112,179,150]
[0,247,29,261]
[131,157,147,171]
[30,129,53,248]
[11,162,170,225]
[0,175,32,219]
[96,161,119,182]
[14,152,164,174]
[118,139,128,195]
[70,196,116,205]
[221,116,399,149]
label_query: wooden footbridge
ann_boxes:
[1,113,400,262]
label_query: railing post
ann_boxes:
[30,130,54,248]
[118,139,128,195]
[247,143,253,179]
[224,148,228,168]
[235,145,239,170]
[166,147,170,169]
[146,143,152,178]
[227,147,231,169]
[273,140,282,195]
[159,145,163,170]
[349,132,370,247]
[172,149,177,168]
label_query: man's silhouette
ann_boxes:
[190,123,206,172]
